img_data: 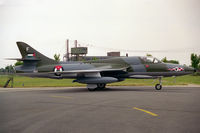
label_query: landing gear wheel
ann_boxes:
[87,84,98,91]
[155,84,162,90]
[88,88,96,91]
[97,83,106,89]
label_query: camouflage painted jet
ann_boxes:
[12,42,195,91]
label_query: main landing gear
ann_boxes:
[155,77,162,90]
[87,83,106,91]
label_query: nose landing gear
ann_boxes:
[155,77,162,90]
[155,84,162,90]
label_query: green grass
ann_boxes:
[109,75,200,86]
[0,75,84,88]
[0,75,200,88]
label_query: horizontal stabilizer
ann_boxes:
[5,58,40,61]
[5,58,23,61]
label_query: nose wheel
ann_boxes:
[155,77,162,90]
[155,84,162,90]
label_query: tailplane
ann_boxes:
[16,42,58,66]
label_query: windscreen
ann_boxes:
[140,57,162,63]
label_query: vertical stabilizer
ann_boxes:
[16,42,58,66]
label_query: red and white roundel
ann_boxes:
[54,65,64,72]
[168,67,184,72]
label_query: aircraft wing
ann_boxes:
[129,75,162,79]
[48,67,128,82]
[129,75,154,79]
[49,67,127,74]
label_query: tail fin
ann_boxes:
[16,42,58,66]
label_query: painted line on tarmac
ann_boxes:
[0,91,11,93]
[0,90,33,93]
[50,95,72,99]
[133,107,158,117]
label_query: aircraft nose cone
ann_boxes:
[184,66,195,72]
[167,64,195,73]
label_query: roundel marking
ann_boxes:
[145,65,149,68]
[54,65,64,72]
[168,67,184,72]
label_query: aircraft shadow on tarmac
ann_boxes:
[39,86,190,94]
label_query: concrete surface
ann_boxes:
[0,86,200,133]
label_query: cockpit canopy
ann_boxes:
[140,56,162,64]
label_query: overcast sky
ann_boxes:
[0,0,200,68]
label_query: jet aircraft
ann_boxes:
[11,42,195,91]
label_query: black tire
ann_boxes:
[97,83,106,89]
[155,84,162,90]
[55,73,61,76]
[88,87,96,91]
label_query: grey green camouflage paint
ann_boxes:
[15,42,195,80]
